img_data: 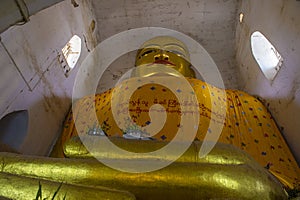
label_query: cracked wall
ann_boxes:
[94,0,241,92]
[0,0,97,155]
[236,0,300,163]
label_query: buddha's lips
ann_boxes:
[154,60,176,66]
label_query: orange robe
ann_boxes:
[58,77,299,190]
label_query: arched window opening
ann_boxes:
[239,13,244,23]
[60,35,82,77]
[250,31,283,81]
[0,110,28,152]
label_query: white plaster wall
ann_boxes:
[0,0,97,155]
[236,0,300,163]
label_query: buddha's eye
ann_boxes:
[168,50,184,57]
[141,50,155,57]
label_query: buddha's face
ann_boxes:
[135,36,195,78]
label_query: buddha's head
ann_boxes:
[134,36,196,78]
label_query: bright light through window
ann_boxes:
[239,13,244,23]
[62,35,81,69]
[250,31,283,81]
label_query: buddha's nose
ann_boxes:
[154,50,169,61]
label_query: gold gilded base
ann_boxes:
[0,139,287,199]
[64,136,253,165]
[0,172,135,200]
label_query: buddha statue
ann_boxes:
[0,36,296,200]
